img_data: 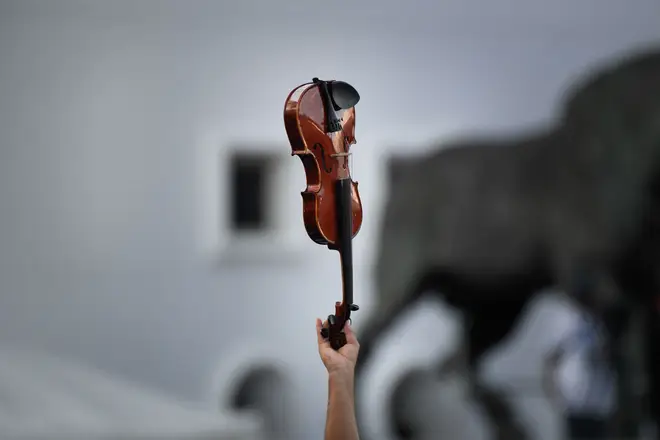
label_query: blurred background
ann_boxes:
[0,0,659,439]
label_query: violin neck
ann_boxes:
[335,178,354,313]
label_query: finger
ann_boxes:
[316,318,329,347]
[343,320,359,346]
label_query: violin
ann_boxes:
[283,78,362,350]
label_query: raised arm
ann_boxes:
[316,318,360,440]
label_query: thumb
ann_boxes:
[343,320,358,346]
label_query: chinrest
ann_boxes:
[328,81,360,110]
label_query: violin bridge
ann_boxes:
[331,152,352,173]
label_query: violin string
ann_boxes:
[341,126,354,179]
[329,124,354,177]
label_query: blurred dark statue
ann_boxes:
[356,46,660,440]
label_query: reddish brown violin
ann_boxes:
[283,78,362,350]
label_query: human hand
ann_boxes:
[316,318,359,377]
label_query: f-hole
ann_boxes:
[313,143,332,173]
[229,366,290,438]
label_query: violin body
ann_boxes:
[284,81,363,249]
[283,78,362,350]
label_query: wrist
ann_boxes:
[328,368,355,387]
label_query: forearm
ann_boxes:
[325,371,360,440]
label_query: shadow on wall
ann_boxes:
[226,365,292,439]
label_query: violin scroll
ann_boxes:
[321,302,360,350]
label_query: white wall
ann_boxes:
[1,1,659,439]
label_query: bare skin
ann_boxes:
[316,318,360,440]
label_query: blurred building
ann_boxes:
[0,0,659,439]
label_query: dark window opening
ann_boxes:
[229,154,270,231]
